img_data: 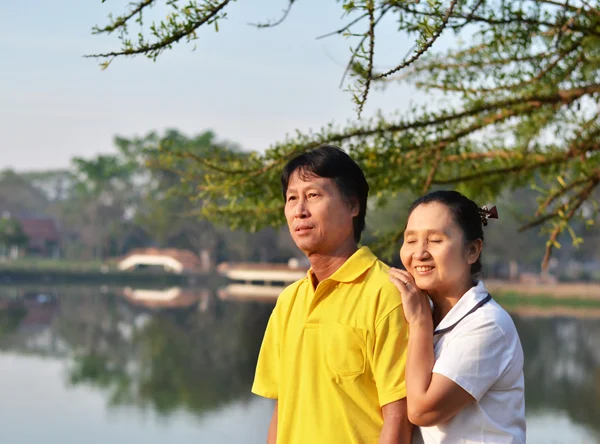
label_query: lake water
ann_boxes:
[0,284,598,444]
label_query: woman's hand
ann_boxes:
[389,268,432,326]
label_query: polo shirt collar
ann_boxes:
[307,246,377,284]
[434,281,489,333]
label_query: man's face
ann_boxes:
[284,170,358,256]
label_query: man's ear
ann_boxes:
[349,197,360,218]
[467,239,483,264]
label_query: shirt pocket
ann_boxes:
[321,322,367,377]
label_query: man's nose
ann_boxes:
[294,199,309,218]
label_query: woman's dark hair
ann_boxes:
[407,190,485,275]
[281,145,369,243]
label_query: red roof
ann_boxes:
[18,218,60,245]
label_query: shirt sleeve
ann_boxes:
[251,302,281,400]
[373,303,409,407]
[432,319,509,401]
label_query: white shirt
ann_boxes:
[413,281,526,444]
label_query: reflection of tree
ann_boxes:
[514,316,600,434]
[70,354,129,389]
[0,303,27,336]
[59,289,273,417]
[131,303,269,415]
[58,290,133,400]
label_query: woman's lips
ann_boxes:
[414,265,435,275]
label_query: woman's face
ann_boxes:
[400,202,481,296]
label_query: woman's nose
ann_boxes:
[413,243,430,260]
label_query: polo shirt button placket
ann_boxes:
[308,280,337,318]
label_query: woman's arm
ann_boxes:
[405,321,474,426]
[389,268,474,427]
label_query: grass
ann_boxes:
[494,291,600,309]
[0,257,110,272]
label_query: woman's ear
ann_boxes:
[467,239,483,265]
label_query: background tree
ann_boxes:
[90,0,600,269]
[115,129,230,252]
[2,136,597,275]
[0,216,29,257]
[65,154,137,259]
[0,170,51,216]
[115,129,299,262]
[0,132,301,264]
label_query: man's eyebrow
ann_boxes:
[287,184,325,194]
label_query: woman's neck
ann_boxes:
[429,279,475,327]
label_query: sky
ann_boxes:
[1,0,428,171]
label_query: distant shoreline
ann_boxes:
[507,305,600,319]
[486,280,600,300]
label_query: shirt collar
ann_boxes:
[307,246,378,284]
[434,281,489,333]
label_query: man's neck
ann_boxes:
[308,241,358,286]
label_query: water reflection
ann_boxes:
[0,286,272,414]
[0,285,599,443]
[513,315,600,439]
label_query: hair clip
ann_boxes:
[479,205,499,226]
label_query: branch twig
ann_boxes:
[374,0,459,80]
[249,0,296,28]
[86,0,233,59]
[357,0,376,118]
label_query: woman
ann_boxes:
[389,190,525,443]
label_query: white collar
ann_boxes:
[434,281,489,334]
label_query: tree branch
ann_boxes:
[392,2,600,37]
[315,11,371,40]
[535,177,595,218]
[432,144,600,185]
[541,177,600,270]
[92,0,155,34]
[403,52,552,79]
[422,149,442,193]
[356,0,376,118]
[462,0,485,23]
[374,0,458,80]
[249,0,296,28]
[416,49,583,94]
[287,83,600,156]
[580,0,600,17]
[338,5,392,88]
[539,0,585,12]
[86,0,233,59]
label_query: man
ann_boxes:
[252,145,411,443]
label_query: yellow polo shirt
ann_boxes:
[252,246,408,444]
